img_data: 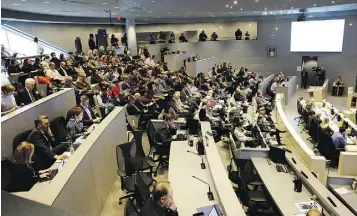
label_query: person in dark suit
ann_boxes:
[235,28,242,40]
[301,68,308,89]
[257,114,285,145]
[140,182,178,216]
[8,141,51,192]
[75,36,82,54]
[88,34,96,51]
[17,78,41,106]
[79,95,101,127]
[27,115,68,171]
[58,61,70,77]
[49,52,60,69]
[157,115,177,147]
[199,30,207,42]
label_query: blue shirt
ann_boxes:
[331,132,346,149]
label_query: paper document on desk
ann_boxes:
[334,187,351,195]
[295,201,322,213]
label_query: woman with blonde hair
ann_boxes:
[1,84,19,115]
[8,141,50,192]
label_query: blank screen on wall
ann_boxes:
[290,19,345,52]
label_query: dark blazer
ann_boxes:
[140,198,178,216]
[50,58,60,69]
[157,125,176,146]
[88,39,96,50]
[27,129,56,170]
[126,102,145,115]
[79,104,96,126]
[58,67,71,77]
[17,88,41,105]
[8,163,39,192]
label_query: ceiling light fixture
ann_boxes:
[249,24,252,26]
[21,0,27,1]
[44,9,50,11]
[332,0,335,3]
[148,10,152,13]
[263,12,267,15]
[13,3,21,5]
[130,9,135,11]
[226,5,229,7]
[350,23,353,26]
[152,0,154,2]
[240,8,243,10]
[275,27,278,30]
[230,12,233,13]
[88,10,92,12]
[280,11,283,14]
[234,1,237,4]
[137,4,140,6]
[220,26,222,28]
[102,2,108,4]
[167,11,171,13]
[43,1,50,3]
[230,6,233,8]
[264,8,267,10]
[215,28,217,31]
[114,6,119,8]
[313,4,316,6]
[270,11,273,14]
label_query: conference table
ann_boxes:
[169,122,245,216]
[12,107,127,216]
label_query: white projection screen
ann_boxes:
[290,19,345,52]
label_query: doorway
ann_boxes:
[302,56,318,86]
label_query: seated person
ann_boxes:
[8,141,51,192]
[158,105,178,120]
[1,84,19,115]
[45,62,65,84]
[78,95,101,127]
[310,112,322,127]
[331,127,347,149]
[126,95,156,128]
[257,114,285,145]
[140,182,178,216]
[320,117,330,131]
[335,76,344,86]
[27,115,69,170]
[255,91,272,114]
[336,115,344,128]
[90,70,104,84]
[17,78,41,105]
[75,73,92,91]
[66,107,92,141]
[306,209,321,216]
[157,114,178,147]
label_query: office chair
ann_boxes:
[146,121,168,176]
[116,143,155,205]
[12,129,33,153]
[129,130,155,172]
[124,198,139,216]
[50,116,69,146]
[235,176,271,214]
[1,159,12,192]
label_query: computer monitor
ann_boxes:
[186,118,200,135]
[269,146,286,164]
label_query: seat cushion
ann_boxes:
[122,176,135,192]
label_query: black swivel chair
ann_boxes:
[1,159,13,192]
[146,121,168,176]
[116,142,155,205]
[129,130,155,172]
[235,176,271,214]
[12,129,33,153]
[124,198,139,216]
[50,116,70,145]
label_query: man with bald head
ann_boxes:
[306,209,321,216]
[140,182,178,216]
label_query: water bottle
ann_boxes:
[352,180,357,190]
[69,144,75,155]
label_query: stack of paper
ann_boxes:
[334,187,351,195]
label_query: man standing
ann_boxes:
[235,28,242,40]
[27,115,68,170]
[199,30,207,42]
[301,68,308,89]
[75,36,82,54]
[17,78,41,105]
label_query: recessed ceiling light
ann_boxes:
[240,8,243,10]
[234,1,237,4]
[230,12,233,13]
[249,24,252,26]
[280,11,283,14]
[167,11,171,13]
[275,27,278,30]
[44,9,50,11]
[263,12,267,15]
[21,0,27,1]
[102,2,108,4]
[130,9,135,11]
[270,11,273,14]
[152,0,154,2]
[350,23,353,26]
[148,10,152,13]
[272,34,275,37]
[215,28,217,31]
[137,4,140,6]
[291,7,294,9]
[199,28,202,31]
[226,5,229,7]
[313,4,316,6]
[230,6,232,8]
[13,3,21,5]
[332,0,335,3]
[264,8,267,10]
[114,6,119,8]
[255,0,259,2]
[220,26,222,28]
[43,1,50,3]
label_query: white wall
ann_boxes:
[145,15,357,89]
[2,21,125,52]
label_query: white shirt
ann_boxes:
[46,68,64,81]
[144,58,155,66]
[1,94,17,112]
[270,82,278,93]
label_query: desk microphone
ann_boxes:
[204,135,209,146]
[187,150,206,169]
[192,176,214,201]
